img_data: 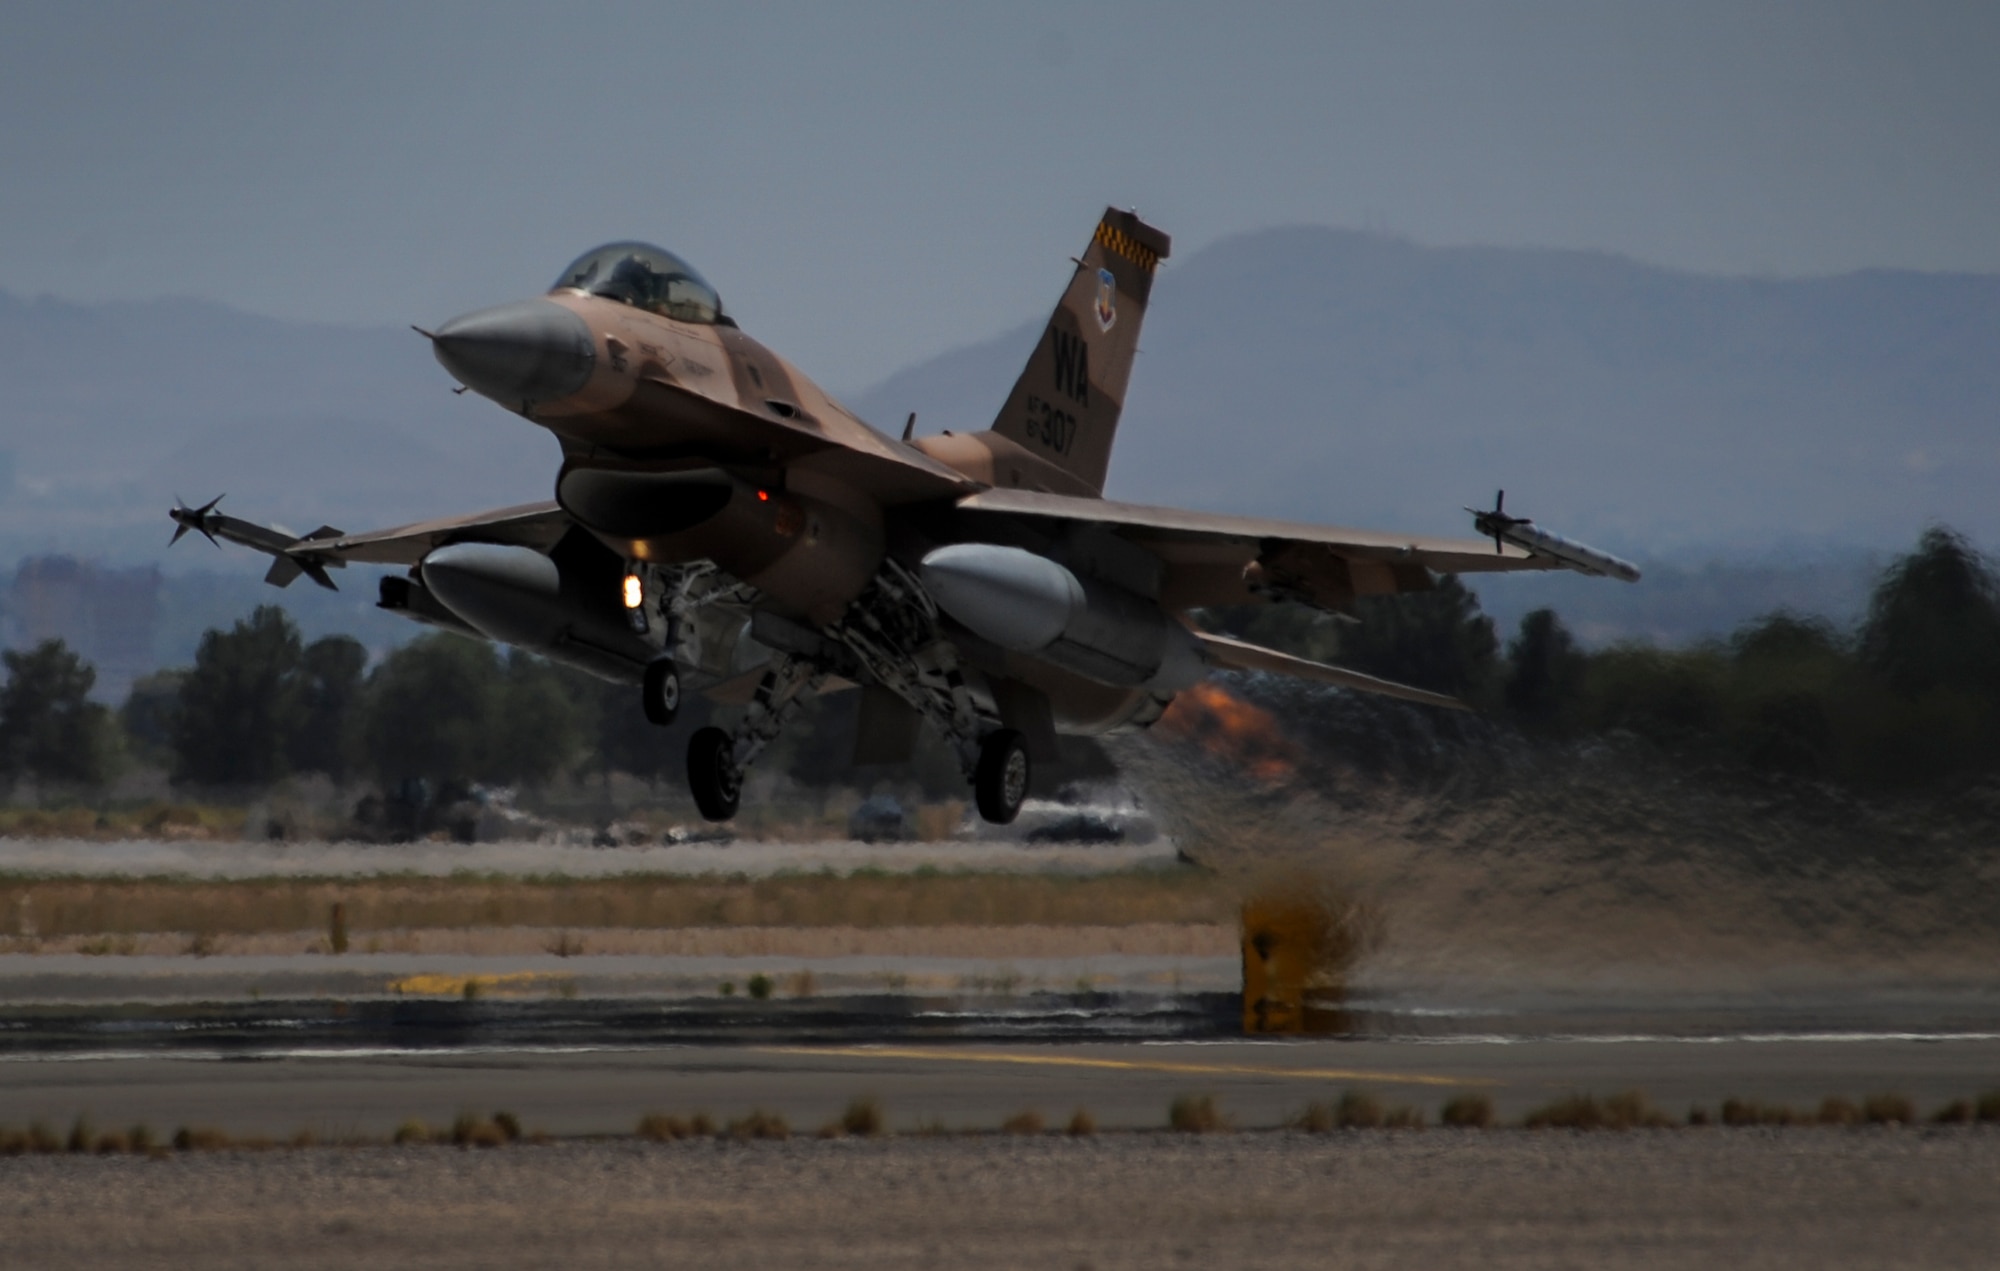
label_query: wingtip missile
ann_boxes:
[168,494,225,548]
[1465,494,1641,583]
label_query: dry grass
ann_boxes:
[1065,1109,1096,1137]
[1167,1094,1226,1134]
[173,1126,231,1151]
[725,1110,789,1141]
[840,1098,884,1138]
[1335,1091,1384,1129]
[392,1119,431,1146]
[0,870,1227,940]
[1978,1091,2000,1122]
[1524,1091,1674,1131]
[0,803,244,841]
[1932,1099,1975,1124]
[636,1112,716,1141]
[999,1110,1044,1136]
[1440,1094,1496,1129]
[1720,1098,1801,1127]
[450,1112,509,1148]
[1293,1102,1336,1133]
[1862,1093,1916,1125]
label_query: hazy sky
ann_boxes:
[2,1,1995,389]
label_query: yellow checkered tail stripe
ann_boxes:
[1093,222,1161,272]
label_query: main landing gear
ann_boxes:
[973,729,1030,825]
[685,725,741,821]
[675,565,1037,827]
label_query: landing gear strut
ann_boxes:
[642,658,681,726]
[973,729,1031,825]
[685,655,824,823]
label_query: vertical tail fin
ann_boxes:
[987,208,1170,494]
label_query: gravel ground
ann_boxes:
[4,1130,1997,1270]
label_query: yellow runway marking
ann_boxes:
[759,1046,1495,1089]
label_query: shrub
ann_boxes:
[841,1098,884,1138]
[1168,1094,1225,1134]
[726,1110,788,1141]
[1720,1098,1801,1127]
[1977,1091,2000,1122]
[173,1125,230,1151]
[93,1130,131,1155]
[1931,1100,1974,1124]
[492,1111,522,1142]
[1524,1091,1671,1130]
[1440,1094,1495,1129]
[637,1113,692,1141]
[1065,1109,1096,1137]
[1862,1093,1915,1125]
[451,1112,505,1148]
[1336,1091,1384,1129]
[747,973,773,1001]
[66,1116,94,1153]
[1294,1102,1335,1133]
[392,1119,430,1145]
[1000,1110,1044,1136]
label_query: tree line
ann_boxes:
[1213,525,2000,790]
[1,525,1995,798]
[3,606,677,795]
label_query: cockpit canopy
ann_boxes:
[551,242,727,325]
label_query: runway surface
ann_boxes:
[4,1029,1997,1136]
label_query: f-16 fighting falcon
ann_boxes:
[171,209,1638,824]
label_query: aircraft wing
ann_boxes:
[280,501,573,567]
[952,488,1567,611]
[1195,632,1469,711]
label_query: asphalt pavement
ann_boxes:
[3,1033,1996,1138]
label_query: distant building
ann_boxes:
[5,557,161,702]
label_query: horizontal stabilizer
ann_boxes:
[1195,631,1470,712]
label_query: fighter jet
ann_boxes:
[171,209,1637,824]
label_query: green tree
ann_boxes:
[120,669,187,767]
[0,639,120,788]
[288,636,366,781]
[1857,526,2000,700]
[1337,576,1498,697]
[487,652,589,786]
[1503,608,1586,733]
[591,675,679,783]
[171,605,304,786]
[357,635,500,786]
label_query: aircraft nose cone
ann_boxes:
[430,299,595,408]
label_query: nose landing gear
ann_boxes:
[642,658,681,726]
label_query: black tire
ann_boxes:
[687,726,741,822]
[973,729,1031,825]
[642,658,681,726]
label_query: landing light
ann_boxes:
[622,574,643,610]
